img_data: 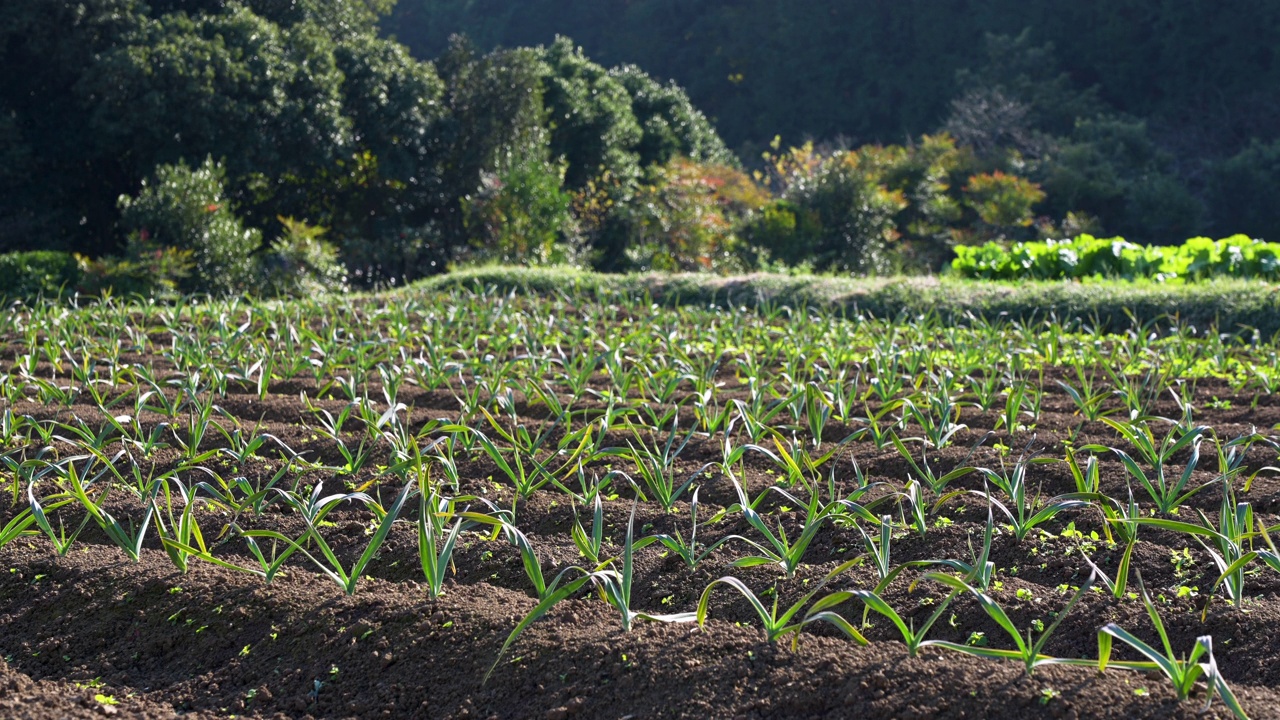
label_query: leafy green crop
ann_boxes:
[953,234,1280,282]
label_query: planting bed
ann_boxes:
[3,287,1280,718]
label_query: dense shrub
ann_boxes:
[617,158,764,272]
[851,135,965,267]
[0,0,448,260]
[749,144,906,274]
[742,136,1056,273]
[6,0,1274,290]
[609,64,735,169]
[962,171,1045,235]
[117,158,260,295]
[540,37,642,190]
[0,251,83,301]
[952,234,1280,281]
[461,135,576,266]
[257,217,348,298]
[78,243,194,299]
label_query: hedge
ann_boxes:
[413,266,1280,337]
[0,251,84,302]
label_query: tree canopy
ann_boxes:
[2,0,1277,292]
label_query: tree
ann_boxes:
[610,65,734,169]
[539,36,642,190]
[1209,140,1280,241]
[430,38,550,273]
[0,0,454,285]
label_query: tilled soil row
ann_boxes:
[6,361,1280,718]
[3,543,1279,720]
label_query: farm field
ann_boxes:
[4,284,1280,718]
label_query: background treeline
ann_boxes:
[387,0,1280,244]
[2,0,1279,299]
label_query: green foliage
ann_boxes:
[617,158,764,273]
[855,135,966,265]
[942,37,1206,247]
[257,217,348,297]
[610,64,734,169]
[0,251,84,302]
[87,6,350,182]
[0,0,451,283]
[950,29,1104,140]
[117,158,260,295]
[741,136,1056,272]
[461,137,576,266]
[386,2,1280,184]
[384,5,1280,244]
[6,0,1273,291]
[432,40,551,273]
[79,242,194,299]
[962,171,1045,235]
[1038,121,1143,222]
[751,144,907,274]
[1123,174,1204,245]
[1039,118,1203,244]
[952,234,1280,282]
[534,42,745,272]
[1209,139,1280,242]
[307,35,446,282]
[540,36,642,190]
[742,201,800,267]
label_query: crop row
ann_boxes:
[953,234,1280,282]
[4,286,1280,717]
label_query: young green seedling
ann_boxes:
[851,582,958,657]
[1097,574,1248,719]
[1085,419,1209,515]
[696,558,867,648]
[921,571,1096,675]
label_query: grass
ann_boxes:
[416,266,1280,337]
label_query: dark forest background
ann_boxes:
[2,0,1278,296]
[383,1,1280,250]
[386,1,1280,162]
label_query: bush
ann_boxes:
[617,158,764,273]
[78,241,194,299]
[962,171,1045,237]
[461,138,577,266]
[0,251,83,302]
[117,157,260,295]
[257,217,348,298]
[540,36,643,190]
[609,64,735,169]
[755,145,907,274]
[851,135,966,270]
[743,201,800,265]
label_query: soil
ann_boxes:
[3,318,1280,718]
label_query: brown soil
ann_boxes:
[4,344,1280,718]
